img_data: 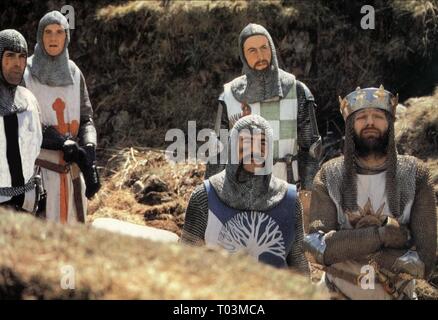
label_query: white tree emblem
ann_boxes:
[218,211,286,260]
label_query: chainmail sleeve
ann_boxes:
[296,81,320,190]
[180,184,209,246]
[309,167,382,266]
[204,99,228,179]
[308,168,339,234]
[409,160,437,278]
[78,70,97,146]
[287,197,310,276]
[366,161,437,279]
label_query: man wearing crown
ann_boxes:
[304,86,437,299]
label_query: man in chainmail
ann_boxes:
[304,86,437,299]
[182,114,309,275]
[23,11,100,224]
[0,29,43,213]
[205,23,322,192]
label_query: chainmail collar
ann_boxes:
[0,29,28,116]
[209,115,288,211]
[28,11,74,87]
[355,156,389,175]
[230,23,295,104]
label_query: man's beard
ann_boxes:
[353,127,389,158]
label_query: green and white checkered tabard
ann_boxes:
[223,81,298,159]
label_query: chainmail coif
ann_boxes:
[230,23,295,104]
[209,114,289,211]
[0,29,28,116]
[28,10,74,86]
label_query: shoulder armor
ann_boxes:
[297,80,315,101]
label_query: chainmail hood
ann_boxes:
[209,115,288,211]
[0,29,28,116]
[230,23,295,104]
[28,11,74,86]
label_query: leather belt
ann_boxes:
[36,159,70,174]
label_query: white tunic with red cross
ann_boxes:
[23,61,86,224]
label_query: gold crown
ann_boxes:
[339,85,398,120]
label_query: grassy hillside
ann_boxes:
[1,0,436,148]
[0,209,325,299]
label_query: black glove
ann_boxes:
[63,141,101,199]
[82,144,101,199]
[42,126,68,150]
[62,140,85,163]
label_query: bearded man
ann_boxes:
[24,11,100,224]
[205,23,322,192]
[182,115,309,275]
[304,86,437,299]
[0,29,43,213]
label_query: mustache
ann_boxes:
[360,127,382,136]
[254,60,269,67]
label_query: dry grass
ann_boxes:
[394,87,438,299]
[89,147,205,235]
[396,87,438,158]
[395,87,438,199]
[0,209,326,299]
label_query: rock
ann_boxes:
[91,218,179,243]
[134,175,173,205]
[139,191,173,205]
[143,175,169,194]
[131,180,144,194]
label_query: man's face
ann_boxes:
[1,50,26,85]
[238,130,266,173]
[43,23,66,57]
[353,108,389,157]
[243,35,272,71]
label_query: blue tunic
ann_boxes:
[204,180,297,268]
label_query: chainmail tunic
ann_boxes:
[181,183,310,276]
[309,155,437,279]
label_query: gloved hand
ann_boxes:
[62,140,85,163]
[63,141,101,199]
[42,126,68,150]
[377,216,411,249]
[82,144,101,199]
